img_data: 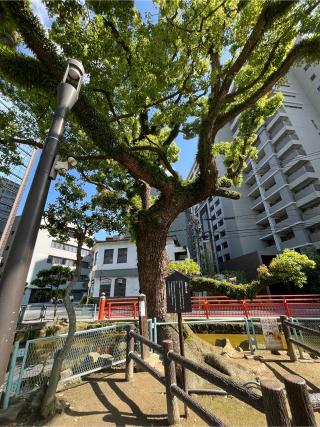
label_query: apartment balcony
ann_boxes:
[269,199,295,215]
[260,230,274,241]
[256,210,269,225]
[259,167,275,186]
[254,153,271,174]
[244,169,256,185]
[288,166,318,191]
[252,195,264,211]
[302,205,320,222]
[248,181,260,197]
[310,229,320,244]
[280,237,303,250]
[295,184,320,209]
[283,149,308,174]
[304,215,320,229]
[263,182,279,200]
[276,138,301,160]
[266,110,288,132]
[269,121,295,144]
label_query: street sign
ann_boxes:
[165,271,192,313]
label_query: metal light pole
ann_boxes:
[0,59,84,389]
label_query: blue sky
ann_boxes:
[18,0,198,215]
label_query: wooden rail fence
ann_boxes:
[125,324,318,426]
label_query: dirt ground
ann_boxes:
[16,352,320,427]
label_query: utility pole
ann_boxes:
[0,59,84,389]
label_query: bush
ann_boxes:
[79,295,95,304]
[221,270,247,284]
[191,276,264,299]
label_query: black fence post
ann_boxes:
[162,340,180,426]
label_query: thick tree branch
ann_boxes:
[4,0,173,193]
[219,1,295,97]
[217,36,320,129]
[0,137,43,149]
[103,16,132,67]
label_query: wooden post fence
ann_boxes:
[283,374,316,427]
[260,379,291,426]
[162,340,180,426]
[280,315,297,361]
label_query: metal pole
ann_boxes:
[0,59,84,390]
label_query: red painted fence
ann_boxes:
[99,294,320,320]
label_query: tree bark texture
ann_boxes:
[40,244,83,418]
[136,224,169,321]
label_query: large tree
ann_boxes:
[1,0,320,321]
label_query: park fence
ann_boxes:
[2,323,130,409]
[125,325,318,427]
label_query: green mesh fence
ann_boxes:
[15,323,130,396]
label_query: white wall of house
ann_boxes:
[90,236,189,298]
[22,223,92,303]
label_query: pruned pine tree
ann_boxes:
[31,265,71,318]
[1,1,320,321]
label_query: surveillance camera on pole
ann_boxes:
[0,59,84,390]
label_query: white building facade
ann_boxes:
[90,236,189,298]
[187,63,320,280]
[17,223,92,303]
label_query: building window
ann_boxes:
[317,86,320,92]
[304,64,311,71]
[223,241,228,249]
[117,248,128,263]
[280,230,295,242]
[47,255,76,267]
[94,252,98,265]
[114,278,126,297]
[216,245,222,251]
[214,235,219,241]
[218,256,223,263]
[217,209,222,216]
[224,254,230,261]
[103,249,114,264]
[310,74,316,81]
[100,277,111,297]
[78,275,89,282]
[214,199,220,206]
[82,261,90,269]
[218,219,224,227]
[213,224,218,230]
[220,230,226,237]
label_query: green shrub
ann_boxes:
[191,276,264,299]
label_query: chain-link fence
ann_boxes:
[3,323,130,407]
[290,318,320,353]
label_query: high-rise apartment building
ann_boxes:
[0,145,36,259]
[188,64,320,279]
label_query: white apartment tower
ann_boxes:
[188,64,320,279]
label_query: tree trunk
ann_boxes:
[40,245,83,418]
[136,225,169,321]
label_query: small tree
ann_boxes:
[31,265,71,318]
[40,175,124,418]
[257,249,316,289]
[168,258,201,277]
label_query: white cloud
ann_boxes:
[30,0,51,28]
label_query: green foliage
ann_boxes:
[221,270,247,284]
[168,258,201,277]
[79,295,95,305]
[31,265,71,301]
[191,276,263,300]
[257,249,316,288]
[301,246,320,292]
